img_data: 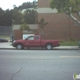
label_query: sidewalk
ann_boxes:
[0,42,15,50]
[0,42,80,50]
[54,46,80,50]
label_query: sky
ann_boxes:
[0,0,34,10]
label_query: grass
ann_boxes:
[0,35,10,40]
[60,40,79,46]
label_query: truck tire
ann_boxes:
[46,44,52,50]
[27,47,29,49]
[16,44,24,50]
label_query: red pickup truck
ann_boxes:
[13,35,60,50]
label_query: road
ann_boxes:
[0,50,80,80]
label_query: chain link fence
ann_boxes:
[0,26,12,39]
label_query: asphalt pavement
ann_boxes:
[0,42,80,50]
[0,50,80,80]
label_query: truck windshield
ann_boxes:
[27,36,34,40]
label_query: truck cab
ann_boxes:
[24,35,41,47]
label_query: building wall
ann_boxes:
[14,30,23,40]
[38,0,80,40]
[38,0,50,7]
[13,24,38,31]
[13,24,38,39]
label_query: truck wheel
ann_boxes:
[46,44,52,50]
[16,44,24,50]
[27,47,29,49]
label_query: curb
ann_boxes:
[54,48,80,50]
[0,48,16,50]
[0,48,80,50]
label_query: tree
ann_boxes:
[0,1,38,26]
[20,23,30,31]
[50,0,80,25]
[38,18,48,35]
[0,8,13,26]
[23,10,37,24]
[19,2,32,9]
[12,8,23,24]
[4,9,13,26]
[18,1,37,9]
[0,8,5,26]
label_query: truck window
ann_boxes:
[27,36,34,40]
[35,36,39,40]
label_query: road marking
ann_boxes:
[60,56,80,58]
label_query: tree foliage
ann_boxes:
[20,23,30,31]
[18,1,37,9]
[50,0,80,24]
[0,8,13,26]
[38,18,48,35]
[23,10,37,24]
[12,8,23,24]
[0,1,38,26]
[38,18,48,29]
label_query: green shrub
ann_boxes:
[60,40,64,43]
[70,38,75,41]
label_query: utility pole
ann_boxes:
[69,15,71,40]
[34,0,37,24]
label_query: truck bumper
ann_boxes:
[12,43,16,47]
[58,44,60,46]
[55,44,60,47]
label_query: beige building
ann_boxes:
[13,24,38,34]
[13,24,38,39]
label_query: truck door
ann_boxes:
[34,35,41,46]
[25,36,34,46]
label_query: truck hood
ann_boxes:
[15,39,25,42]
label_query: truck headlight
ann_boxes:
[13,40,16,43]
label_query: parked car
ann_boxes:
[13,35,60,50]
[0,38,8,42]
